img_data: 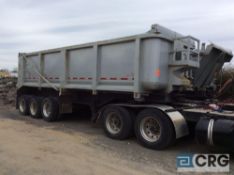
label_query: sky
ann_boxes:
[0,0,234,70]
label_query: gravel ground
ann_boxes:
[0,106,233,175]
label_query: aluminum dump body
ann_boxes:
[16,24,234,150]
[17,24,221,97]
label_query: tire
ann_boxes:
[41,97,59,122]
[102,105,133,140]
[135,108,175,150]
[29,96,42,119]
[18,95,30,115]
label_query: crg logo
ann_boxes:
[177,154,229,172]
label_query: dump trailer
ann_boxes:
[17,24,234,150]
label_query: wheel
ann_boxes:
[135,108,175,150]
[102,105,133,140]
[29,96,42,118]
[41,97,59,122]
[18,95,30,115]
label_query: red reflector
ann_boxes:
[120,77,128,80]
[155,69,160,77]
[110,77,117,80]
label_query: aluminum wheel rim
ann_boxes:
[30,101,37,116]
[19,99,26,112]
[106,112,122,134]
[43,100,51,118]
[140,116,161,142]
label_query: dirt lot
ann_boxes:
[0,105,233,175]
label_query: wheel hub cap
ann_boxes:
[19,99,26,112]
[140,117,161,142]
[43,100,52,118]
[30,101,37,116]
[106,112,122,134]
